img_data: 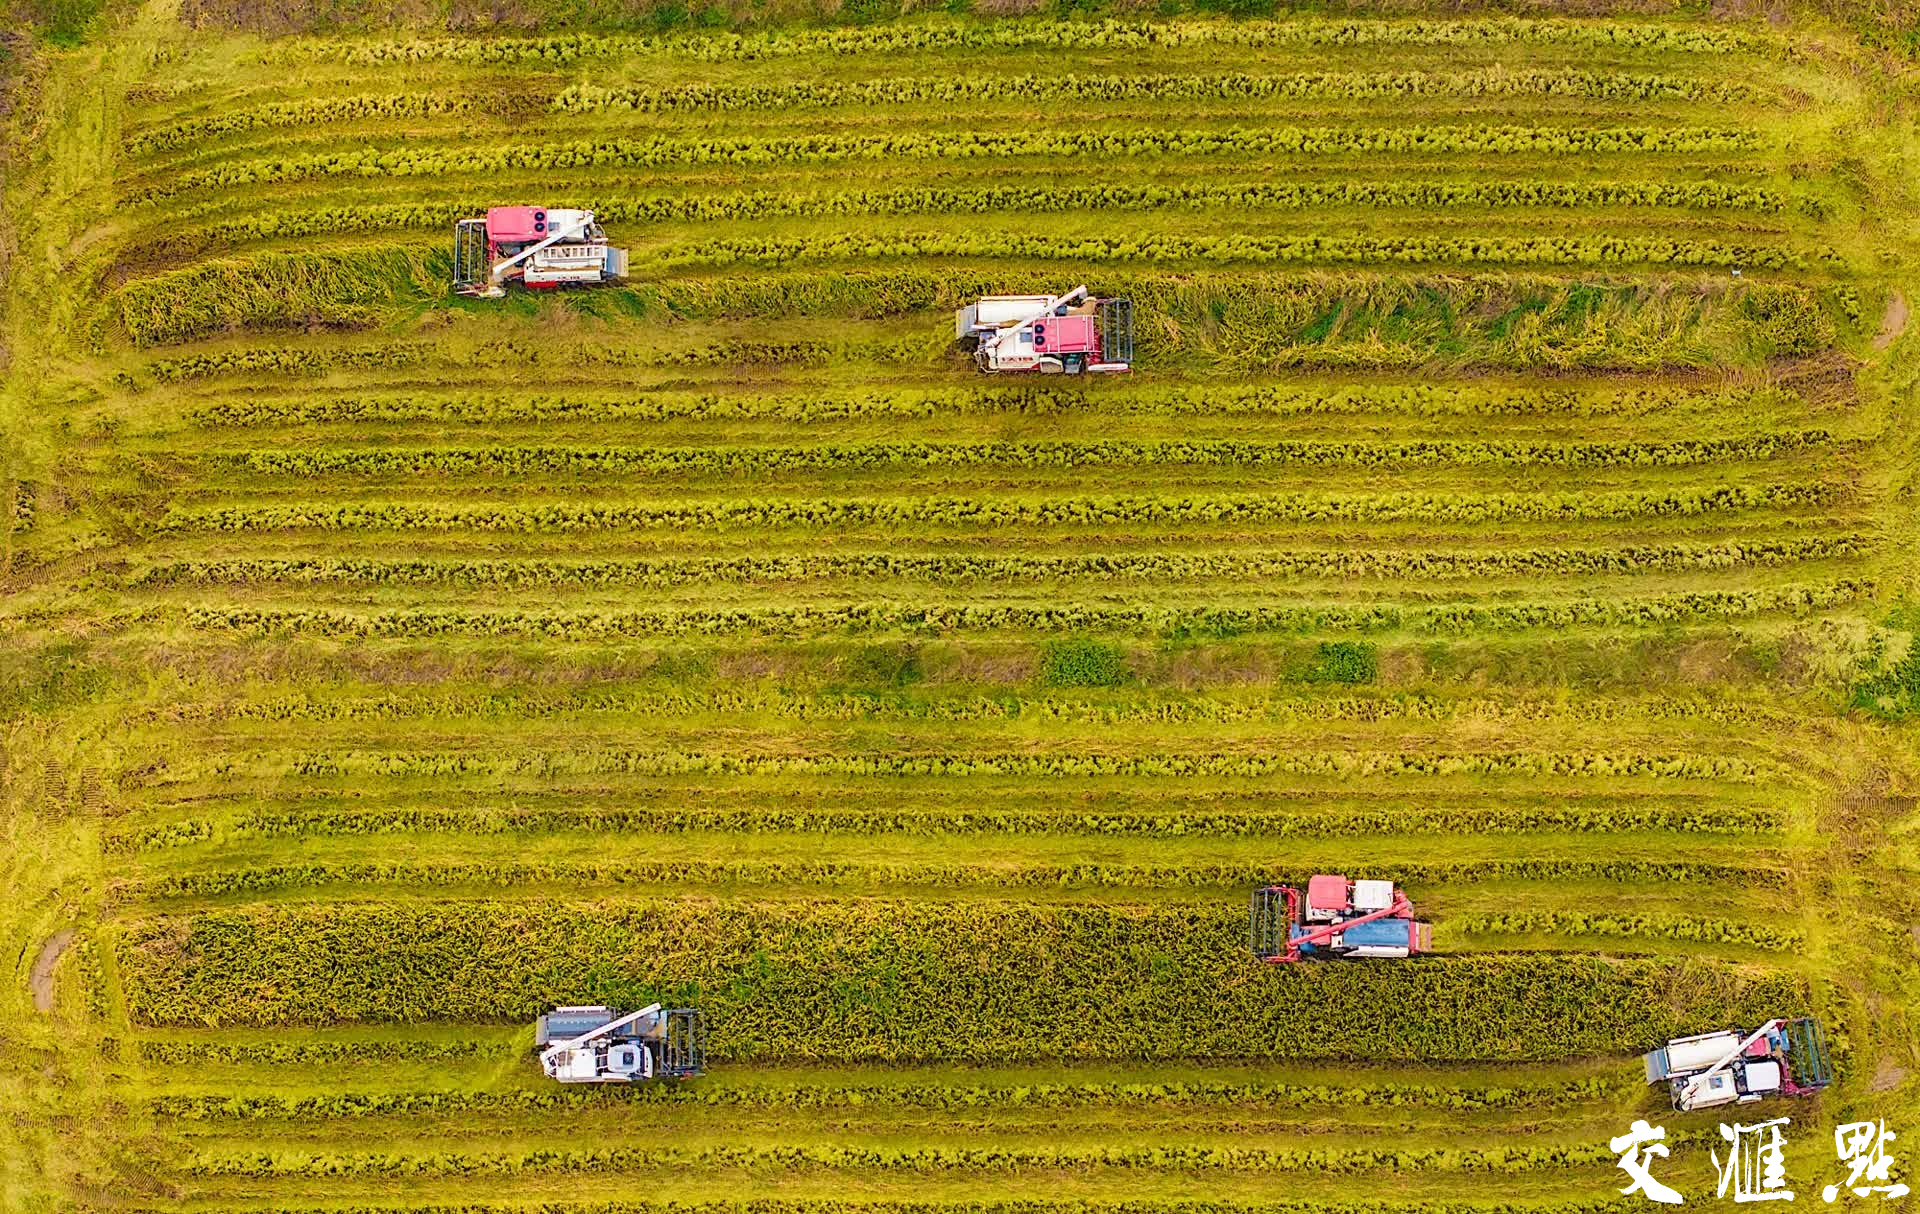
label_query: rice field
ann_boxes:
[2,4,1918,1211]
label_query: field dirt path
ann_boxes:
[1876,290,1909,350]
[29,928,74,1013]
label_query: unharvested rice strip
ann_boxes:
[156,484,1840,534]
[167,581,1869,641]
[640,232,1825,274]
[124,94,490,156]
[128,270,1843,373]
[111,856,1793,908]
[280,20,1777,66]
[128,465,1853,505]
[121,1200,1646,1214]
[1444,910,1801,950]
[182,383,1809,429]
[549,69,1779,115]
[129,160,1799,236]
[124,70,1777,159]
[127,686,1810,733]
[136,182,1802,268]
[102,801,1790,855]
[148,1071,1632,1119]
[116,899,1805,1068]
[117,1200,1646,1214]
[129,95,1760,177]
[175,747,1781,783]
[124,126,1769,205]
[136,1038,489,1066]
[200,432,1838,479]
[125,518,1874,573]
[120,536,1875,591]
[181,1141,1632,1179]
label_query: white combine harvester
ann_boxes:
[535,1003,706,1083]
[1642,1017,1832,1111]
[453,206,629,298]
[953,285,1133,374]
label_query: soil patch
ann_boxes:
[1877,291,1909,351]
[30,927,75,1013]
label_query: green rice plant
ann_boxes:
[1037,637,1130,687]
[1302,642,1379,684]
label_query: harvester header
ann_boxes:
[534,1003,705,1083]
[453,206,629,298]
[1250,875,1432,962]
[954,285,1133,374]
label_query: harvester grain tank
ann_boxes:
[1642,1017,1833,1111]
[954,285,1133,373]
[453,206,629,297]
[1250,874,1432,962]
[535,1003,706,1083]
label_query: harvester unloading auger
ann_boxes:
[535,1004,705,1083]
[453,206,629,298]
[1250,874,1433,962]
[954,286,1133,374]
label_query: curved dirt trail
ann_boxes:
[1876,290,1909,350]
[29,928,75,1013]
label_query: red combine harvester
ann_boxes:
[1250,874,1433,962]
[953,285,1133,374]
[453,206,629,298]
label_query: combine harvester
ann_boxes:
[534,1003,706,1083]
[453,206,629,298]
[1250,874,1433,962]
[953,285,1133,374]
[1643,1017,1834,1111]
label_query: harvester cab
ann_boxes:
[954,285,1133,374]
[535,1003,706,1083]
[1642,1017,1833,1112]
[453,206,629,298]
[1250,874,1432,962]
